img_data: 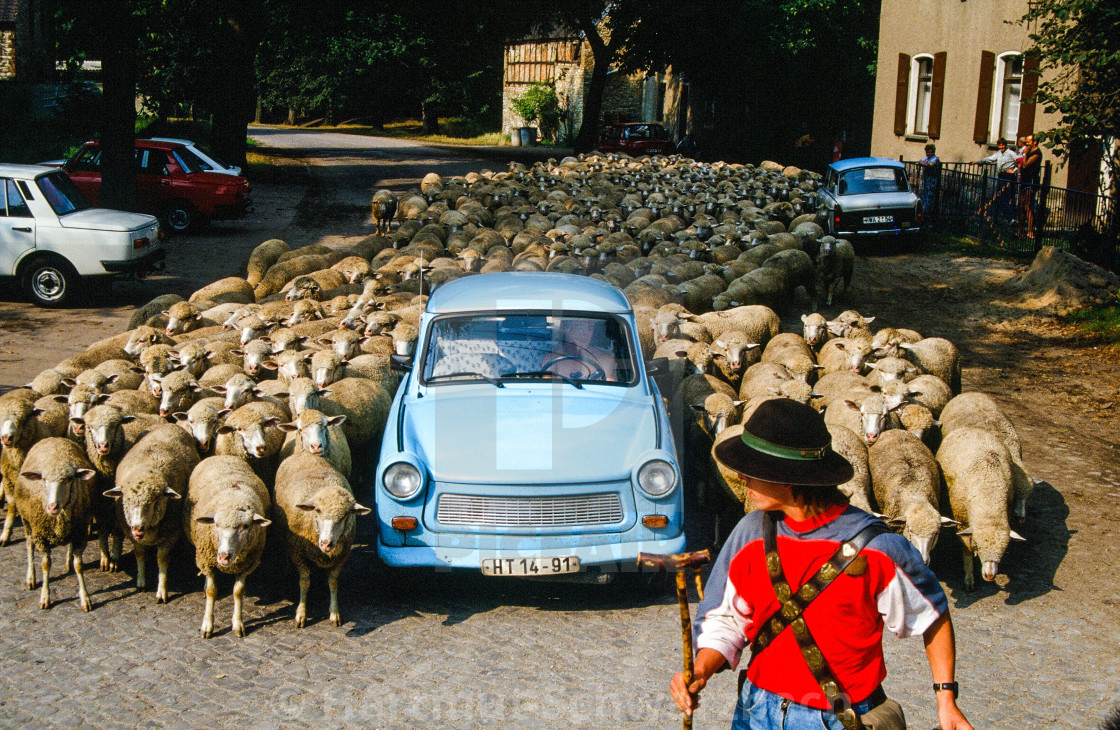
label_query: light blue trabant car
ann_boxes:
[818,157,922,238]
[373,272,686,579]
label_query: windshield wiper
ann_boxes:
[502,370,583,389]
[425,371,504,387]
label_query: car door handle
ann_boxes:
[13,226,32,232]
[160,180,171,185]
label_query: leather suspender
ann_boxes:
[749,511,889,730]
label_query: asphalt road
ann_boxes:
[0,129,1117,729]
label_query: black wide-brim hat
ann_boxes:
[713,398,854,487]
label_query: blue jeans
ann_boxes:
[731,679,845,730]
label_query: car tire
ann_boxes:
[20,255,81,308]
[163,200,198,233]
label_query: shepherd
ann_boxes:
[668,398,973,730]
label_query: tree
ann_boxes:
[1020,0,1120,196]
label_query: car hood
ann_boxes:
[401,385,659,484]
[838,192,917,209]
[191,171,247,186]
[59,208,160,232]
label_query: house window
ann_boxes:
[910,56,934,136]
[997,54,1023,143]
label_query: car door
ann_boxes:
[63,144,103,206]
[135,147,172,213]
[0,178,36,276]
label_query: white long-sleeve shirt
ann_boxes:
[979,148,1018,174]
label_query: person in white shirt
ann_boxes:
[976,139,1018,224]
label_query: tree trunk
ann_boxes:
[574,55,608,154]
[209,3,260,172]
[98,1,137,213]
[422,101,439,135]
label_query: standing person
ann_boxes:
[918,143,941,222]
[1017,135,1043,238]
[669,399,973,730]
[976,139,1019,224]
[794,121,816,170]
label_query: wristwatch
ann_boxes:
[933,682,959,698]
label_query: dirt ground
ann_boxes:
[2,148,1119,713]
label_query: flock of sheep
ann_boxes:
[0,151,1031,637]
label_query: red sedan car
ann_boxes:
[597,123,672,156]
[62,139,251,232]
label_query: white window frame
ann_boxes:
[989,52,1023,145]
[906,54,935,137]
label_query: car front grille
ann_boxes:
[436,493,624,527]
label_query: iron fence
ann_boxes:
[903,160,1119,273]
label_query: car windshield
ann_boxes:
[421,313,636,385]
[36,171,92,215]
[172,147,205,174]
[838,167,909,195]
[625,124,668,140]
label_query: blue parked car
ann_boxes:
[372,272,686,580]
[818,157,922,238]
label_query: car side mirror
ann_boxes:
[390,353,413,372]
[645,357,673,394]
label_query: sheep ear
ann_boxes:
[121,415,137,424]
[129,366,144,374]
[20,471,43,481]
[327,415,347,426]
[1009,530,1026,542]
[261,360,279,370]
[161,310,170,317]
[271,392,289,400]
[843,399,860,411]
[95,393,111,404]
[230,349,244,357]
[352,502,372,516]
[69,417,85,428]
[862,317,875,325]
[164,488,181,500]
[940,516,961,527]
[211,385,227,394]
[956,527,973,536]
[195,515,215,524]
[262,417,282,428]
[688,403,705,413]
[746,343,760,350]
[172,412,189,422]
[252,514,271,527]
[887,517,907,527]
[52,394,69,403]
[296,503,316,512]
[714,339,726,348]
[103,487,123,498]
[866,361,878,370]
[316,337,332,347]
[277,423,299,432]
[801,314,808,323]
[77,469,97,481]
[318,388,333,398]
[217,425,236,435]
[217,409,232,419]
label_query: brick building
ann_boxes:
[0,0,51,82]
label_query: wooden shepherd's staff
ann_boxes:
[638,549,712,730]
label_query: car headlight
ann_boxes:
[637,459,676,497]
[383,462,422,499]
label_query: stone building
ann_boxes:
[501,32,690,146]
[870,0,1103,192]
[0,0,52,82]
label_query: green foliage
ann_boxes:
[1020,0,1120,193]
[1062,299,1120,349]
[0,80,101,163]
[511,83,559,126]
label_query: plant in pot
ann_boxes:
[511,83,562,145]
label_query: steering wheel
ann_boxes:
[541,354,606,381]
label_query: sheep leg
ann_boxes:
[328,563,343,627]
[155,543,172,604]
[98,532,111,571]
[39,547,52,609]
[63,544,74,575]
[0,491,16,545]
[133,540,147,591]
[295,558,311,628]
[200,571,217,638]
[108,531,122,573]
[231,573,248,638]
[961,535,976,592]
[73,545,92,612]
[25,538,37,589]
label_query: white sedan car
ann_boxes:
[1,163,165,307]
[145,137,242,176]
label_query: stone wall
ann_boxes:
[0,29,15,79]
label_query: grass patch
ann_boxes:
[1062,299,1120,351]
[309,117,504,146]
[917,228,1024,261]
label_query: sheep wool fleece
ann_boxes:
[694,505,948,711]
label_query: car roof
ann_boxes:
[425,272,633,315]
[830,156,905,173]
[146,137,196,146]
[0,162,62,180]
[81,139,184,151]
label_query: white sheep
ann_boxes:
[868,429,955,563]
[103,425,200,603]
[899,337,962,394]
[14,437,97,611]
[184,455,272,638]
[1,391,53,545]
[274,452,369,627]
[286,376,391,450]
[904,374,953,417]
[826,424,873,512]
[939,392,1033,521]
[937,427,1025,591]
[824,391,899,446]
[278,410,352,477]
[800,312,830,351]
[214,401,289,484]
[172,398,229,454]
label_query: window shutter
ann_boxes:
[1016,53,1040,139]
[927,52,947,139]
[894,53,911,136]
[974,50,995,143]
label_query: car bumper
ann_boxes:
[100,247,166,273]
[377,532,687,571]
[834,226,921,236]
